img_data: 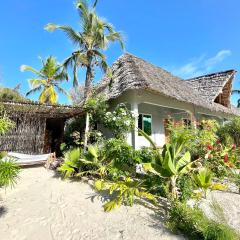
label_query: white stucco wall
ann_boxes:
[100,89,232,149]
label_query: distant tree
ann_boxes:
[45,0,124,147]
[0,84,26,102]
[69,85,85,105]
[21,56,69,104]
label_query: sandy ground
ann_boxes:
[0,167,184,240]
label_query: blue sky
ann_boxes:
[0,0,240,105]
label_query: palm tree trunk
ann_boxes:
[83,64,93,151]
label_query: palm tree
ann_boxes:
[21,56,69,104]
[45,0,124,147]
[232,90,240,108]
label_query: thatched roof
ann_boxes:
[186,70,235,107]
[1,101,83,118]
[98,53,240,117]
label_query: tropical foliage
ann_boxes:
[0,85,27,102]
[45,0,124,148]
[0,113,19,189]
[192,167,213,198]
[0,159,20,188]
[21,56,69,104]
[95,177,156,212]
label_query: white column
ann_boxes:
[131,102,139,149]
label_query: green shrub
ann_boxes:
[168,202,240,240]
[0,86,27,102]
[136,147,160,163]
[95,177,156,212]
[218,118,240,146]
[168,120,219,159]
[192,168,213,198]
[205,221,239,240]
[103,139,140,175]
[62,118,85,151]
[103,104,135,139]
[58,148,82,178]
[0,159,20,188]
[177,174,194,202]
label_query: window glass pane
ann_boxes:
[143,115,152,135]
[138,114,143,130]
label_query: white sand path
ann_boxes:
[0,167,184,240]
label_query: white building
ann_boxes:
[97,53,240,149]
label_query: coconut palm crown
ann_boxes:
[45,0,124,99]
[20,56,69,104]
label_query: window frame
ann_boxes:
[138,113,152,136]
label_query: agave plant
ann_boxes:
[139,128,195,199]
[193,167,213,198]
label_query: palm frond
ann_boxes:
[93,0,98,8]
[63,55,75,70]
[232,89,240,95]
[26,85,42,97]
[55,85,70,99]
[237,99,240,108]
[73,63,79,87]
[46,24,83,46]
[20,65,42,76]
[107,31,125,50]
[99,59,108,74]
[54,69,69,81]
[28,79,47,88]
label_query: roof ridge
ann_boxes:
[186,69,236,81]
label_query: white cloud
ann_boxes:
[205,50,232,71]
[172,50,232,79]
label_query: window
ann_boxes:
[138,114,152,135]
[182,118,191,128]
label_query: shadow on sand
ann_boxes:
[0,206,8,218]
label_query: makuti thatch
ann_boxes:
[0,101,83,155]
[97,53,240,117]
[186,70,235,107]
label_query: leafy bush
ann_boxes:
[104,104,135,139]
[0,86,26,102]
[168,120,219,159]
[217,118,240,146]
[168,202,240,240]
[177,174,194,202]
[136,147,160,163]
[0,116,15,135]
[58,148,82,178]
[143,143,194,199]
[103,138,140,175]
[84,95,108,124]
[62,118,85,151]
[0,159,20,188]
[95,177,156,212]
[193,168,213,198]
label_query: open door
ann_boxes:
[44,118,65,156]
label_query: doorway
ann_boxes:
[44,118,65,156]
